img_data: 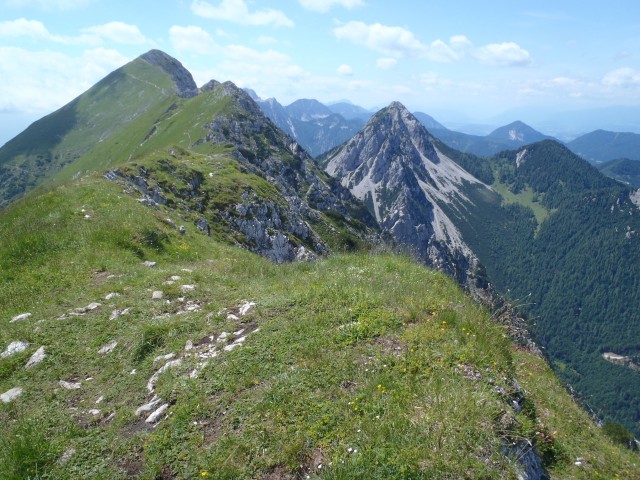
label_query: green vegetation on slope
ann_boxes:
[597,158,640,187]
[491,182,550,228]
[448,140,640,437]
[0,174,637,479]
[0,55,184,207]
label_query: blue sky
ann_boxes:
[1,0,639,144]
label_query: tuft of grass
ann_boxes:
[0,417,59,480]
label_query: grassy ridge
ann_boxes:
[0,175,637,478]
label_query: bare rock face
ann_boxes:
[323,101,487,284]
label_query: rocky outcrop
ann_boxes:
[104,80,376,263]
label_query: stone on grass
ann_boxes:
[59,448,76,464]
[10,313,31,323]
[180,284,196,292]
[1,341,29,358]
[147,359,182,392]
[135,395,162,416]
[25,346,46,368]
[152,291,164,300]
[144,261,157,267]
[223,343,239,352]
[238,301,256,316]
[98,340,118,354]
[146,403,170,423]
[152,352,176,365]
[59,380,82,390]
[71,303,101,315]
[109,308,131,321]
[1,387,23,403]
[104,292,120,300]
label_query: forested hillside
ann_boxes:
[447,141,640,434]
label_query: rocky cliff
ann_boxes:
[322,101,489,284]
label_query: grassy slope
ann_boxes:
[491,182,551,227]
[0,175,637,479]
[0,58,179,206]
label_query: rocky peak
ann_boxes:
[139,49,199,99]
[200,79,221,93]
[324,101,489,284]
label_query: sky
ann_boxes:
[1,0,640,144]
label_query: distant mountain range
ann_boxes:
[251,95,640,171]
[567,130,640,163]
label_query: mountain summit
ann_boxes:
[322,101,488,283]
[139,49,199,98]
[487,120,551,145]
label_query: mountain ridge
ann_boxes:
[0,50,640,478]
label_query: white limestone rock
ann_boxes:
[25,346,46,368]
[10,313,31,323]
[152,352,176,365]
[98,340,118,354]
[145,403,170,423]
[135,395,162,416]
[1,387,23,403]
[1,341,29,358]
[147,359,182,392]
[59,380,82,390]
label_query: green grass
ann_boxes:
[0,174,637,479]
[492,182,550,227]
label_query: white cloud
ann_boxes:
[334,23,531,67]
[419,72,452,88]
[337,64,353,76]
[298,0,363,13]
[334,21,431,59]
[0,18,149,46]
[376,57,397,69]
[257,35,278,45]
[169,25,218,55]
[191,0,294,28]
[474,42,532,67]
[4,0,91,9]
[0,18,52,40]
[0,18,99,44]
[187,43,320,102]
[549,76,579,87]
[602,68,640,88]
[81,22,149,45]
[0,46,129,114]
